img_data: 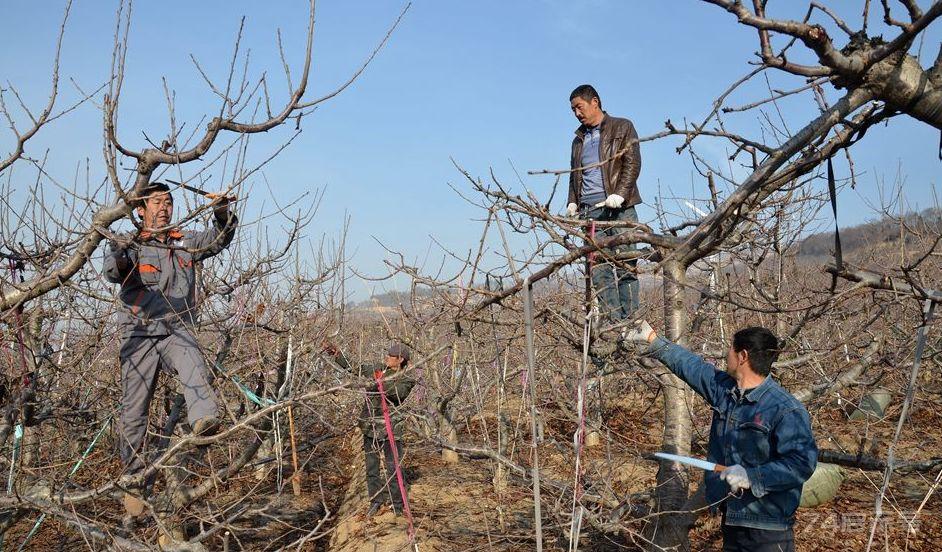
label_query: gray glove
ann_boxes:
[623,319,656,344]
[720,464,751,493]
[566,203,578,217]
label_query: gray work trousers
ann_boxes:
[363,433,405,509]
[118,329,218,472]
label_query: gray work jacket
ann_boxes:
[103,214,237,337]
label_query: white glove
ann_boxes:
[594,194,625,209]
[566,203,578,217]
[623,319,656,344]
[720,464,751,493]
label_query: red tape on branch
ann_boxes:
[374,369,417,548]
[585,220,597,313]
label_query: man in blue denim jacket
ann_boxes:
[626,321,817,552]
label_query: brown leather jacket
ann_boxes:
[569,113,642,207]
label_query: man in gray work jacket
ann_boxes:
[103,182,237,516]
[567,84,643,322]
[324,341,416,517]
[626,320,817,551]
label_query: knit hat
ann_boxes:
[386,343,410,361]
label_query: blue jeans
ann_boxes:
[581,205,640,321]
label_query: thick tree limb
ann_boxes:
[671,86,877,265]
[793,337,883,403]
[826,264,942,302]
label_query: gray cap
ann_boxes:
[386,343,410,361]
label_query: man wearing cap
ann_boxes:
[323,342,416,517]
[102,182,237,516]
[566,84,643,322]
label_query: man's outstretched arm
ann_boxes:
[322,341,379,381]
[626,320,731,406]
[188,199,238,261]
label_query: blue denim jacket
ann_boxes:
[649,337,817,530]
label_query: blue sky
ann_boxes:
[2,1,940,299]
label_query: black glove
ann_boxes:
[212,196,232,224]
[109,241,132,272]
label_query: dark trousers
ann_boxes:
[722,523,795,552]
[580,205,640,321]
[363,433,406,508]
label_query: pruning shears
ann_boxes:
[165,179,237,202]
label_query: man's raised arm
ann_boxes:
[322,341,376,380]
[625,320,730,406]
[187,199,238,261]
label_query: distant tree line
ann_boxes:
[797,207,942,258]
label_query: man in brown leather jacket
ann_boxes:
[566,84,642,322]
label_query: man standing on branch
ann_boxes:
[567,84,642,322]
[103,182,238,517]
[625,321,817,551]
[323,341,416,517]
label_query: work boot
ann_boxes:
[366,502,383,517]
[191,417,221,438]
[120,514,137,535]
[157,526,186,549]
[122,493,146,517]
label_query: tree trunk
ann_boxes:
[868,50,942,130]
[441,415,460,464]
[646,260,695,551]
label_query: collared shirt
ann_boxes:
[579,125,605,207]
[648,337,818,531]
